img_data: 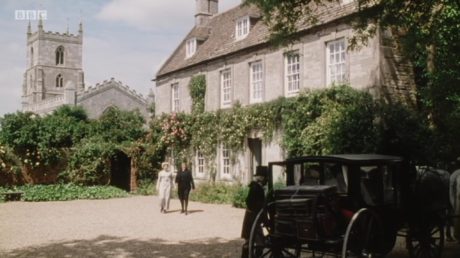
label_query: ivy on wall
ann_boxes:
[153,75,410,169]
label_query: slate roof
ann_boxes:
[156,2,358,79]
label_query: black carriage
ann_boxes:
[248,154,448,258]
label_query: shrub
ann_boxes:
[189,182,242,205]
[0,184,128,202]
[61,138,116,185]
[134,179,156,195]
[232,185,249,208]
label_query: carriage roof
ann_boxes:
[269,154,403,167]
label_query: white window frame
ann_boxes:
[250,61,264,103]
[220,145,231,179]
[171,83,180,112]
[220,68,232,108]
[186,38,197,58]
[236,16,250,40]
[341,0,354,5]
[284,52,301,96]
[326,38,347,86]
[195,150,206,178]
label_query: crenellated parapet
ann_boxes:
[78,78,147,104]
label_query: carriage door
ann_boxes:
[248,138,262,178]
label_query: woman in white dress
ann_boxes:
[156,162,173,213]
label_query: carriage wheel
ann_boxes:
[248,204,301,258]
[342,208,384,258]
[407,223,444,258]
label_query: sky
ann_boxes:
[0,0,242,116]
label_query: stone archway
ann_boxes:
[110,150,131,191]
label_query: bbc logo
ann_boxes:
[15,10,47,20]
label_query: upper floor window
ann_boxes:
[56,74,63,88]
[55,46,64,65]
[171,83,180,112]
[186,38,197,58]
[236,16,250,40]
[285,52,301,96]
[220,69,232,108]
[250,61,264,103]
[326,38,347,85]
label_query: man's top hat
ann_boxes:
[255,166,268,178]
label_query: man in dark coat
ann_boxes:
[241,166,268,258]
[175,162,195,215]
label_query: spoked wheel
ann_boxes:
[407,223,444,258]
[342,208,384,258]
[248,203,301,258]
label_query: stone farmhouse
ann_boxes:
[21,18,149,119]
[154,0,416,184]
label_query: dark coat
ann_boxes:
[175,170,195,191]
[241,181,265,239]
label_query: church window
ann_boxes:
[30,47,34,67]
[56,74,63,88]
[56,46,64,65]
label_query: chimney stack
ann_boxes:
[195,0,218,26]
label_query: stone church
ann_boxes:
[21,18,149,119]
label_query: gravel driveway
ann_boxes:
[1,196,459,257]
[0,196,244,257]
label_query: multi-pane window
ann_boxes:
[236,16,250,40]
[250,61,263,103]
[220,69,232,107]
[285,52,300,95]
[326,38,347,85]
[55,46,64,65]
[221,146,231,178]
[56,74,63,88]
[186,38,197,58]
[171,83,180,112]
[196,151,205,176]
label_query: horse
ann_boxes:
[415,167,453,240]
[450,169,460,241]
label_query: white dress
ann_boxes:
[156,169,173,210]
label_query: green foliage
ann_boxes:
[378,102,434,164]
[281,85,378,157]
[189,75,206,113]
[189,182,243,204]
[0,106,90,168]
[0,184,128,202]
[133,179,156,195]
[0,144,21,176]
[61,138,117,185]
[244,0,460,163]
[91,107,146,144]
[232,185,249,208]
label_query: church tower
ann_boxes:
[22,17,84,110]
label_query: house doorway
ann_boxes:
[248,138,262,179]
[110,151,131,191]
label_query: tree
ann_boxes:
[245,0,460,163]
[90,107,146,144]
